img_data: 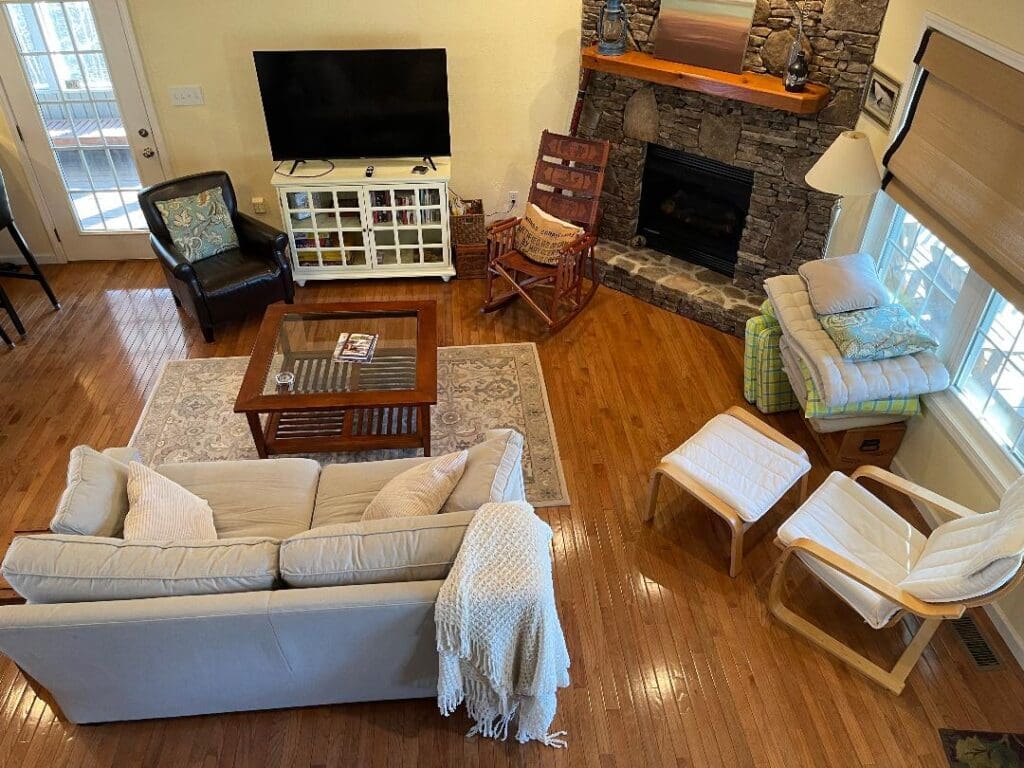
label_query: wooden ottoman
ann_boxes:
[644,406,811,577]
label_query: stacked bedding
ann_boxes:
[763,253,950,424]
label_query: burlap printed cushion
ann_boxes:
[514,203,585,265]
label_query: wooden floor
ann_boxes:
[1,261,1023,767]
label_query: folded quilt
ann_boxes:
[436,501,570,748]
[779,337,921,419]
[765,274,949,408]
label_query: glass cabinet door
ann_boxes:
[368,184,446,268]
[284,187,368,268]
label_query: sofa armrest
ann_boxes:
[149,234,197,282]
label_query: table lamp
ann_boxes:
[805,130,882,255]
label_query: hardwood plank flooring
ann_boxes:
[1,261,1023,767]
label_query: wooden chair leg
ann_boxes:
[798,473,809,503]
[768,547,940,694]
[644,469,663,523]
[729,520,747,578]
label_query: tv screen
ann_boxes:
[253,49,451,161]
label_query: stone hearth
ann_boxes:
[579,0,890,336]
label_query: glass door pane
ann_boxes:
[3,1,146,232]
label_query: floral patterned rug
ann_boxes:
[129,343,569,508]
[940,730,1024,768]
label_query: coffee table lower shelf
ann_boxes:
[244,404,432,457]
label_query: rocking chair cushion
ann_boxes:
[899,479,1024,603]
[514,203,584,266]
[778,472,927,628]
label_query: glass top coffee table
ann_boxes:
[235,300,437,458]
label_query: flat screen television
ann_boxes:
[253,49,451,161]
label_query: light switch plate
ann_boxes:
[169,85,204,106]
[251,196,267,214]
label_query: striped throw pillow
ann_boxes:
[124,462,218,541]
[361,450,469,521]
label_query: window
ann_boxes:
[876,207,970,348]
[869,197,1024,468]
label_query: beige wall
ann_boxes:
[0,109,53,261]
[123,0,583,229]
[853,0,1024,655]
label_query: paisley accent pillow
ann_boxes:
[514,203,585,266]
[820,304,939,362]
[155,187,239,262]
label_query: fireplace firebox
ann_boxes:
[637,144,754,278]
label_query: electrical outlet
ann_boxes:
[508,190,519,209]
[251,196,267,215]
[169,85,204,106]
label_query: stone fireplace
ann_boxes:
[579,0,890,335]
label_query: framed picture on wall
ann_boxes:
[862,67,902,129]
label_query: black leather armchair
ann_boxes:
[138,171,294,342]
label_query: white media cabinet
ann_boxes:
[271,157,454,284]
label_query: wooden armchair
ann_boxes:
[482,131,611,332]
[769,466,1024,694]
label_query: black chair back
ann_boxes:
[138,171,237,246]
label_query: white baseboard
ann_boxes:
[890,456,1024,671]
[0,252,60,265]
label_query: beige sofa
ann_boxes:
[0,431,526,724]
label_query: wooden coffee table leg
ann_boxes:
[247,412,269,458]
[421,405,432,457]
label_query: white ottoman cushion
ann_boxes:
[663,413,810,523]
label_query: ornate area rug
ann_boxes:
[130,343,569,508]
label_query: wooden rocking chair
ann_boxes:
[482,131,611,332]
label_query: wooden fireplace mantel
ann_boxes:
[581,46,830,115]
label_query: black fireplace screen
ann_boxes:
[637,144,754,278]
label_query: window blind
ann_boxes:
[883,30,1024,309]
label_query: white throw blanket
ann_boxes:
[436,501,570,747]
[764,274,949,407]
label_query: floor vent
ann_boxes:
[951,616,1001,670]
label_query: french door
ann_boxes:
[0,0,165,260]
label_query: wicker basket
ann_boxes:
[451,199,486,247]
[455,244,488,280]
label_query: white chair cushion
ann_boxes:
[900,505,1024,603]
[778,472,927,629]
[663,413,811,523]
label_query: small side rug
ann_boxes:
[129,343,569,508]
[940,729,1024,768]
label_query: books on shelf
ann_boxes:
[332,332,378,364]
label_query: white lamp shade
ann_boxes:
[805,130,882,196]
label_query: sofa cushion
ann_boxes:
[311,430,526,528]
[280,511,475,588]
[156,458,320,539]
[444,429,526,512]
[124,462,217,541]
[50,446,132,537]
[0,534,278,603]
[361,451,468,521]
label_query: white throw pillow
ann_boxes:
[798,252,891,315]
[361,450,468,521]
[124,462,217,541]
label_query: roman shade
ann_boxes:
[882,30,1024,309]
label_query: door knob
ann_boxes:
[142,147,156,158]
[138,128,149,137]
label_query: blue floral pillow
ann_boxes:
[820,304,939,362]
[155,187,239,262]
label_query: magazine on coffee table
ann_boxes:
[332,333,378,364]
